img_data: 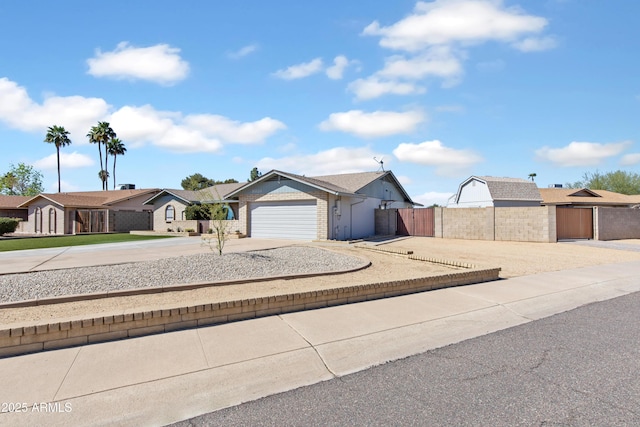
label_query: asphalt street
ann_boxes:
[171,290,640,426]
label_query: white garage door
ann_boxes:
[250,201,317,240]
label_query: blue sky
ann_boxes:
[1,0,638,205]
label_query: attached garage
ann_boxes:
[249,200,317,240]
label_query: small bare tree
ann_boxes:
[200,188,231,255]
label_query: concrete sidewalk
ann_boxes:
[1,260,639,426]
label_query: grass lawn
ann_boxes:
[0,234,174,252]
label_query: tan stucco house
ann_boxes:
[16,189,160,235]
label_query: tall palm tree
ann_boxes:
[44,125,72,193]
[87,121,116,190]
[107,138,126,189]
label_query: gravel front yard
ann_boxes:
[2,237,640,325]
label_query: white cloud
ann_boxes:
[326,55,354,80]
[393,140,483,176]
[228,44,258,59]
[535,141,631,167]
[378,47,463,81]
[0,77,286,155]
[184,114,286,144]
[34,151,95,170]
[621,153,640,166]
[272,58,324,80]
[110,105,286,153]
[319,110,425,138]
[256,147,386,176]
[363,0,549,51]
[413,191,455,207]
[348,77,425,100]
[87,42,190,85]
[354,1,554,100]
[0,77,110,140]
[512,36,557,52]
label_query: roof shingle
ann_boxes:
[476,176,542,201]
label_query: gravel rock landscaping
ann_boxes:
[0,246,366,304]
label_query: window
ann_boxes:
[165,205,175,222]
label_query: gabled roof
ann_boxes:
[143,182,245,205]
[225,170,417,204]
[0,195,31,209]
[18,189,160,209]
[539,188,640,206]
[456,176,542,203]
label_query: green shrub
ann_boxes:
[185,228,195,232]
[0,218,20,235]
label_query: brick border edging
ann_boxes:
[0,267,501,358]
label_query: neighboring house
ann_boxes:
[144,183,244,232]
[225,170,417,240]
[17,189,160,235]
[0,195,30,220]
[540,188,640,208]
[447,176,542,208]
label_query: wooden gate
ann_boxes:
[397,208,435,237]
[556,207,593,240]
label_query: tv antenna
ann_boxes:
[373,156,385,172]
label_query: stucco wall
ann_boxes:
[26,201,65,235]
[595,207,640,240]
[152,196,189,231]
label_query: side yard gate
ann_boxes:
[396,208,435,237]
[556,207,593,240]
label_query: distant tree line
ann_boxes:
[565,170,640,195]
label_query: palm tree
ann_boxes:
[87,122,116,190]
[107,138,126,189]
[44,125,72,193]
[98,170,110,188]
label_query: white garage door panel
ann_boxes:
[250,201,317,240]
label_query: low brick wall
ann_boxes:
[0,267,500,358]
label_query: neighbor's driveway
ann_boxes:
[0,237,301,275]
